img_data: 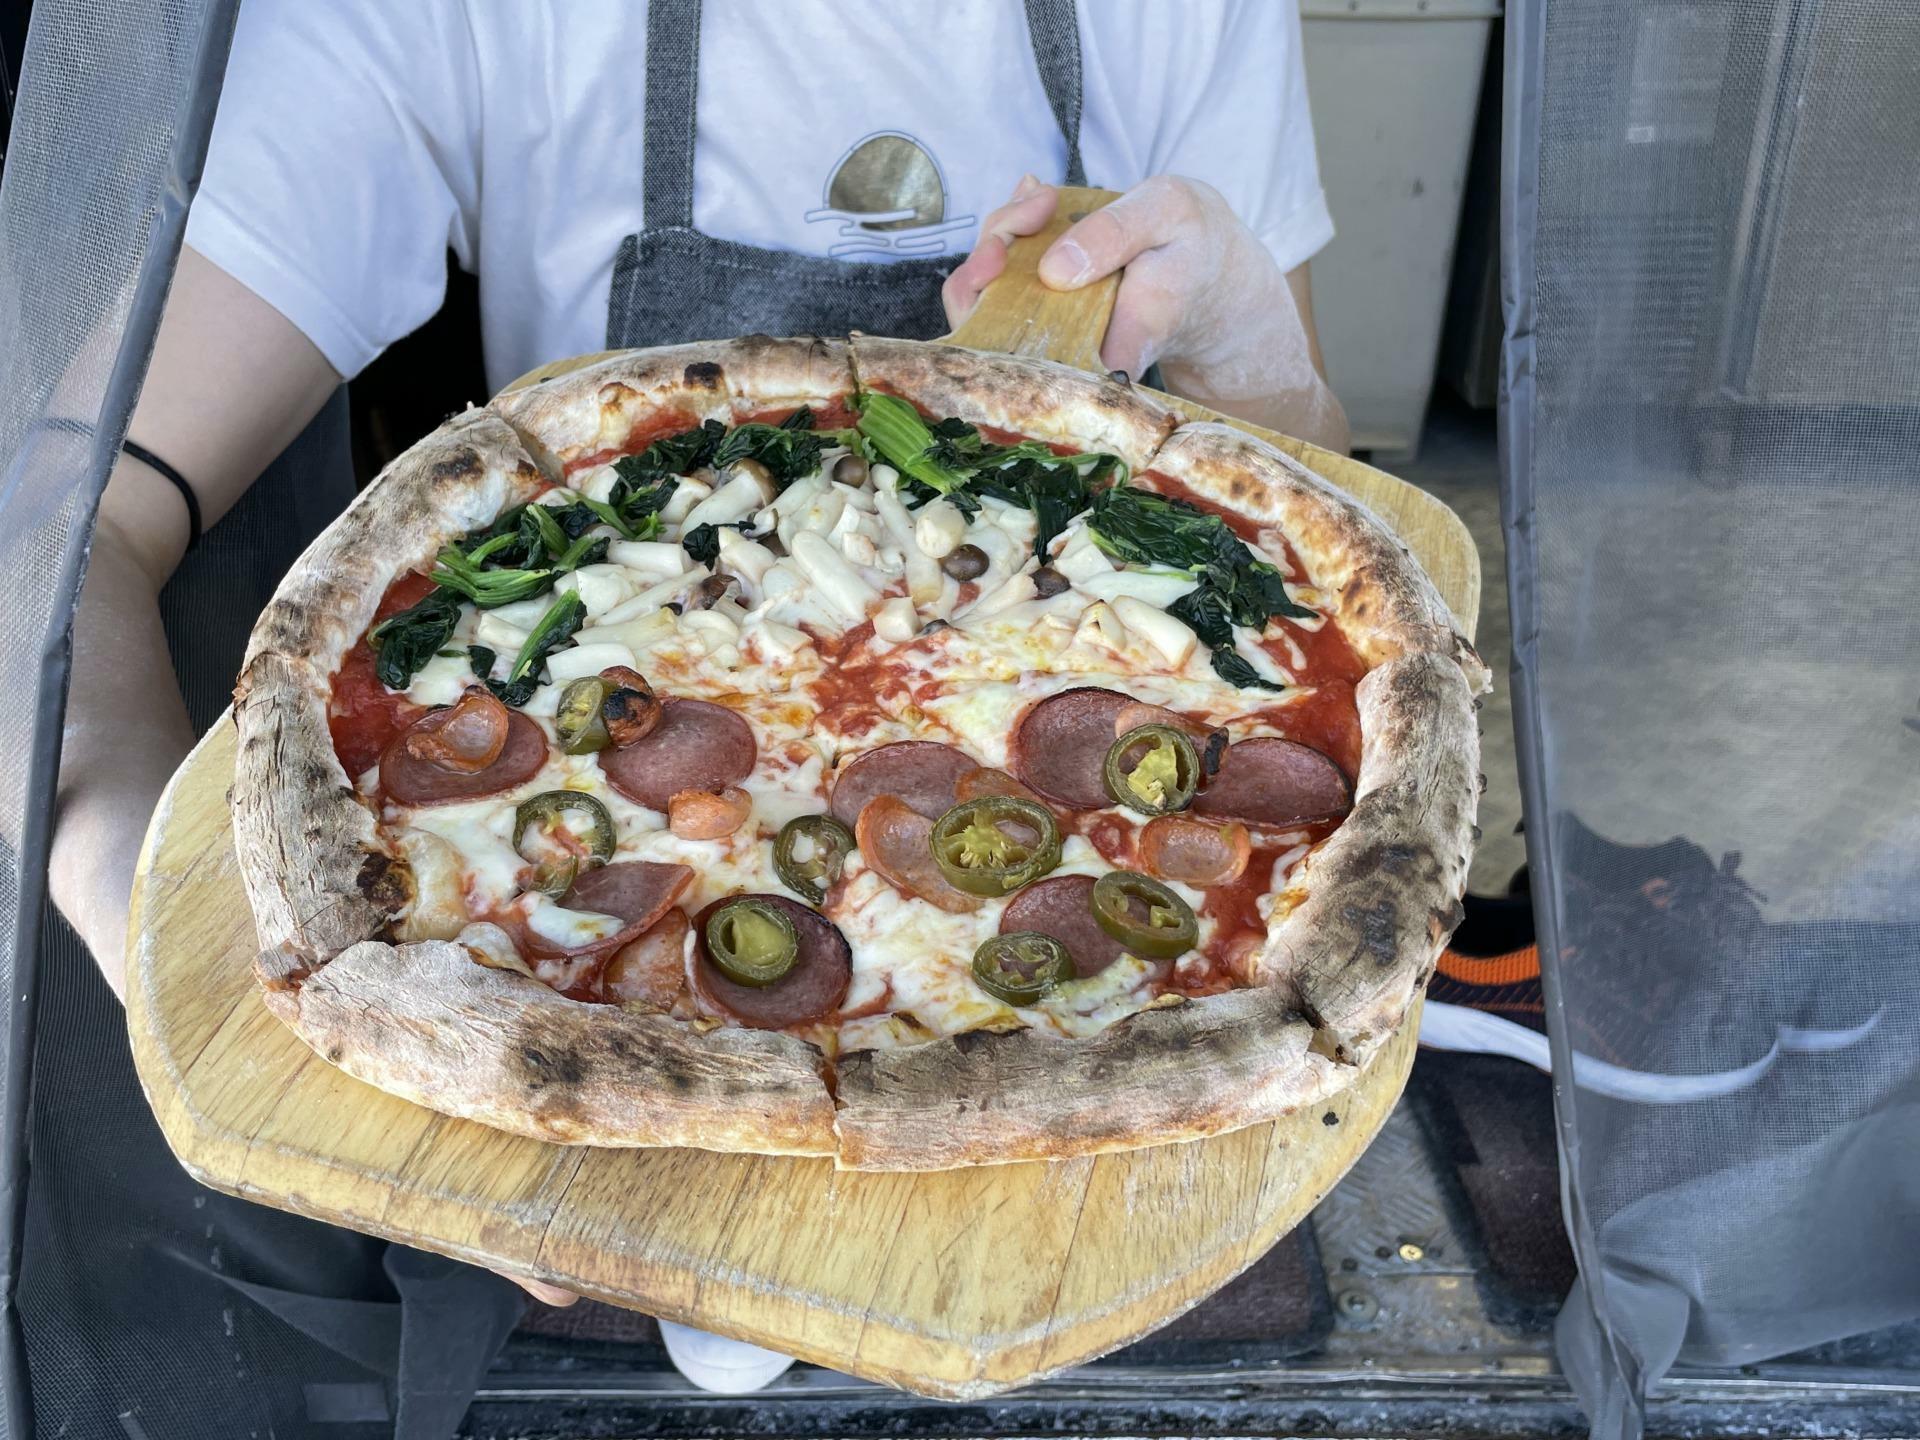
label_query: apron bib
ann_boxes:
[608,0,1087,348]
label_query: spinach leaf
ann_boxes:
[468,591,585,707]
[615,419,728,481]
[682,519,760,567]
[432,544,555,608]
[898,474,980,515]
[1167,587,1285,691]
[972,454,1115,559]
[708,407,828,487]
[682,523,721,567]
[1091,485,1312,689]
[854,392,974,497]
[368,587,462,690]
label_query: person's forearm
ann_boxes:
[49,513,198,994]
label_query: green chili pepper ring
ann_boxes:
[972,931,1075,1006]
[773,814,856,906]
[705,898,801,987]
[512,790,616,896]
[1089,870,1199,959]
[929,796,1063,897]
[1102,724,1201,816]
[555,676,613,754]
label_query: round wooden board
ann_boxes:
[127,758,1423,1397]
[127,188,1477,1397]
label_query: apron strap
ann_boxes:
[643,0,704,229]
[1023,0,1089,187]
[642,0,1088,231]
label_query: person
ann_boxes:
[34,0,1346,1431]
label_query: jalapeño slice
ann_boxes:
[1102,724,1201,816]
[773,814,856,906]
[704,898,800,987]
[554,676,613,754]
[512,790,616,895]
[929,796,1062,897]
[972,932,1074,1006]
[1090,870,1199,959]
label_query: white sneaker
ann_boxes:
[658,1319,796,1393]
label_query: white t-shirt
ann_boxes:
[187,0,1332,394]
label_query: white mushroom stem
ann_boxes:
[873,486,944,607]
[716,528,777,587]
[791,531,881,623]
[607,539,691,576]
[872,596,919,643]
[914,499,968,559]
[682,471,771,530]
[956,571,1038,622]
[1112,596,1198,667]
[545,642,639,683]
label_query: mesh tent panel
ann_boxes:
[1503,1,1920,1436]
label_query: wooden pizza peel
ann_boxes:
[126,188,1479,1398]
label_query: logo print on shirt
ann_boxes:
[805,131,977,259]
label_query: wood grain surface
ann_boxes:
[127,187,1479,1398]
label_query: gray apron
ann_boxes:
[608,0,1088,348]
[20,1,1089,1433]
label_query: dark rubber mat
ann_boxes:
[1411,1049,1576,1324]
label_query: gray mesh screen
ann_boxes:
[1504,0,1920,1436]
[0,0,237,1433]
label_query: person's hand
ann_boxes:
[944,175,1348,452]
[500,1271,580,1307]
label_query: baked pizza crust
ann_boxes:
[232,409,547,960]
[491,337,860,476]
[850,335,1179,476]
[261,940,836,1154]
[231,345,1483,1170]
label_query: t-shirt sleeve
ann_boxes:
[184,0,480,378]
[1086,0,1334,275]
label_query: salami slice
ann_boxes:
[525,860,695,959]
[691,895,852,1029]
[999,874,1130,978]
[854,795,981,915]
[381,709,547,806]
[1192,737,1353,827]
[602,910,692,1010]
[1012,687,1135,810]
[828,741,974,828]
[598,698,756,812]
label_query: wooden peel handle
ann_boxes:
[943,185,1124,376]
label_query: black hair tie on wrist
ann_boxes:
[121,439,202,551]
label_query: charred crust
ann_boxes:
[427,447,482,485]
[516,1041,588,1090]
[356,851,412,915]
[1340,898,1401,970]
[683,360,724,390]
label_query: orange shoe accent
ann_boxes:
[1436,943,1541,987]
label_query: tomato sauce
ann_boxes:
[328,572,436,778]
[805,622,915,739]
[563,406,708,477]
[736,399,859,432]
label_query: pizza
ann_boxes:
[231,335,1485,1170]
